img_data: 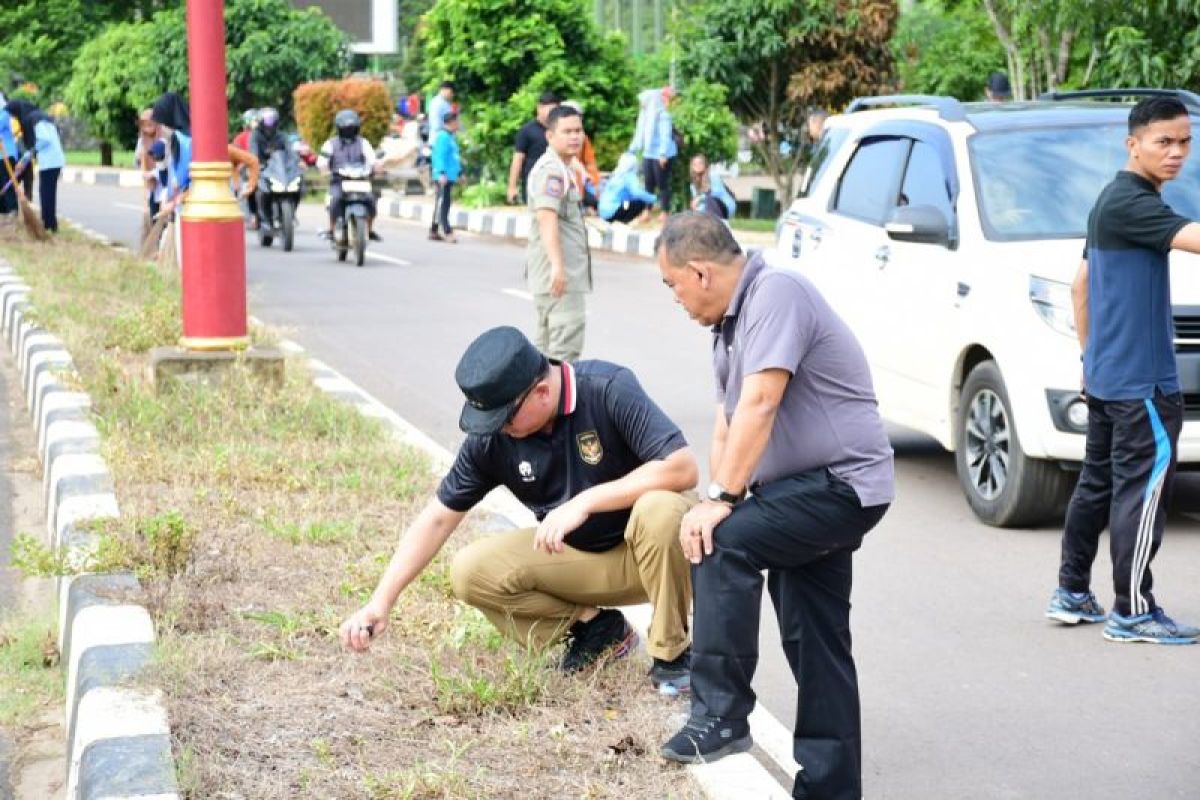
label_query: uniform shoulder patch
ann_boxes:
[544,174,564,199]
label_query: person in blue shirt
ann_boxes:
[6,99,65,232]
[599,153,656,225]
[429,111,462,243]
[0,93,17,215]
[150,92,193,218]
[687,154,736,220]
[628,87,678,220]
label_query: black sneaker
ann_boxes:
[369,231,383,242]
[560,609,638,673]
[661,714,752,764]
[649,646,691,696]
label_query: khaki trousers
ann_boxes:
[533,292,586,362]
[449,490,696,661]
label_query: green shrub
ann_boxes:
[295,78,392,151]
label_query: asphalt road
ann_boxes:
[60,182,1200,798]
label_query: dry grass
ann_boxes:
[0,224,700,798]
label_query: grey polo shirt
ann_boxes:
[713,252,894,507]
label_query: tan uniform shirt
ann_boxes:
[526,149,592,295]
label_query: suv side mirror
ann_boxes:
[885,204,951,247]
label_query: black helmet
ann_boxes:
[334,108,360,139]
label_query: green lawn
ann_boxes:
[66,149,136,168]
[729,217,778,232]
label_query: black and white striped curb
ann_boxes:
[61,167,143,190]
[261,323,802,799]
[0,258,180,800]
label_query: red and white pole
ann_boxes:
[179,0,247,350]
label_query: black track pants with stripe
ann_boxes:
[1058,390,1182,617]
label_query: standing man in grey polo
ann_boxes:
[654,212,894,800]
[526,105,591,362]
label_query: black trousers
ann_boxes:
[38,167,59,232]
[1058,390,1182,617]
[643,157,672,212]
[431,180,454,234]
[0,157,15,214]
[691,468,888,800]
[608,199,648,224]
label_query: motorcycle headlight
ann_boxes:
[1029,275,1076,338]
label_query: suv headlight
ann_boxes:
[1029,276,1075,337]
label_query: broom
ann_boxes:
[139,210,171,260]
[156,213,178,271]
[0,138,48,241]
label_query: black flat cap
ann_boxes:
[455,327,547,434]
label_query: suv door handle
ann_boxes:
[809,228,823,244]
[874,246,890,268]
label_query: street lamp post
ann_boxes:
[179,0,247,350]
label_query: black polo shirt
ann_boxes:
[1083,170,1190,400]
[437,360,687,552]
[515,119,550,187]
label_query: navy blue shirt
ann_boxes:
[437,361,687,552]
[1083,171,1190,401]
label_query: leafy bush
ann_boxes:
[460,179,507,209]
[668,79,740,211]
[294,79,392,153]
[420,0,637,176]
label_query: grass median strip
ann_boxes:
[1,226,700,798]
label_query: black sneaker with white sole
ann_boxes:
[649,646,691,696]
[559,608,638,673]
[661,714,752,764]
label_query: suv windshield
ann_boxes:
[970,121,1200,241]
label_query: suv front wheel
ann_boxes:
[955,361,1071,527]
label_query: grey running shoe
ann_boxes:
[1102,608,1200,645]
[1045,588,1107,624]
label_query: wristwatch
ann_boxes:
[706,481,745,505]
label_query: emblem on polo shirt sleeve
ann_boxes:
[576,431,603,465]
[544,174,564,199]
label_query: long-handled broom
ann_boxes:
[138,210,171,260]
[0,138,48,241]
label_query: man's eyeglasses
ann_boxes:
[505,381,538,425]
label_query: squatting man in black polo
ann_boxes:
[340,326,699,691]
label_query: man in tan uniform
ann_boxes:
[526,105,592,361]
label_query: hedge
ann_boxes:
[294,79,391,149]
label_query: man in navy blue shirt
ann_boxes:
[1046,96,1200,644]
[340,327,700,688]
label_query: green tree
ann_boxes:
[680,0,896,200]
[0,1,173,103]
[65,0,348,162]
[420,0,638,177]
[667,79,740,211]
[893,1,1006,99]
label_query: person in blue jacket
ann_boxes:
[429,111,462,243]
[0,93,18,214]
[628,87,677,219]
[688,154,736,220]
[599,153,657,225]
[6,99,65,232]
[150,92,193,217]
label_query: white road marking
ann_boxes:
[115,202,146,212]
[502,288,533,302]
[369,253,411,266]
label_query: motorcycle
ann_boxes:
[257,150,304,252]
[331,164,373,267]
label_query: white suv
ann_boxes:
[772,90,1200,526]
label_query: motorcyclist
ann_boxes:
[317,109,382,242]
[251,107,298,232]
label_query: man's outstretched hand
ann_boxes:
[339,601,389,652]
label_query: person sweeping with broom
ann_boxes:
[6,99,63,234]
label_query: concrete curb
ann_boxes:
[60,165,774,259]
[261,326,799,799]
[0,261,180,800]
